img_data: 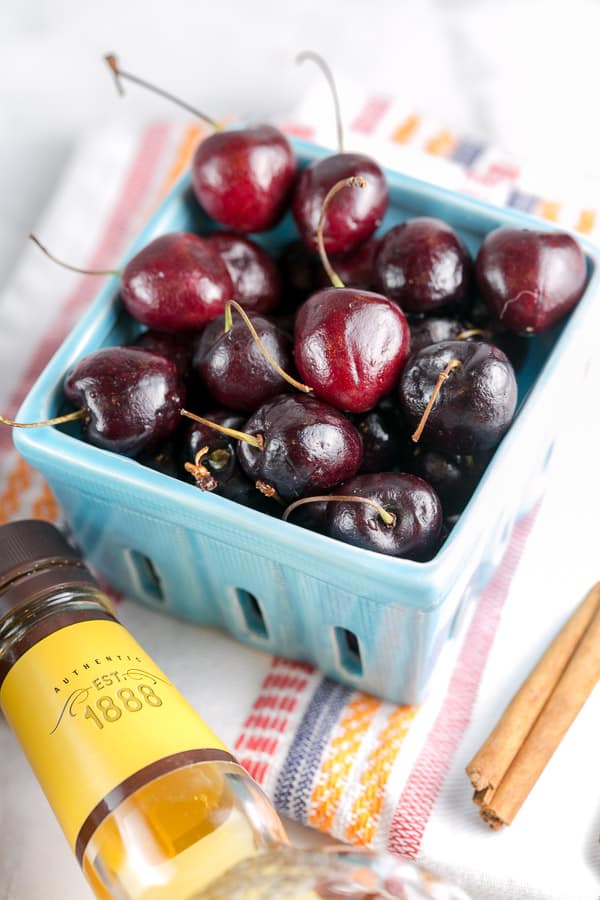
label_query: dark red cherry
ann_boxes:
[192,125,297,233]
[284,498,329,534]
[138,439,180,478]
[130,329,197,378]
[410,448,491,516]
[121,233,233,332]
[292,153,388,255]
[408,316,470,353]
[399,340,517,454]
[475,227,587,333]
[64,347,185,457]
[194,314,294,413]
[316,236,381,291]
[236,394,363,501]
[206,231,281,314]
[326,472,442,560]
[375,218,471,314]
[294,288,410,413]
[182,410,281,514]
[353,399,408,474]
[182,408,243,486]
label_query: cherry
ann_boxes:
[181,410,279,514]
[206,231,281,314]
[236,393,363,501]
[475,227,587,333]
[182,409,243,488]
[409,448,491,516]
[130,329,198,378]
[316,236,381,291]
[324,473,442,560]
[375,217,472,314]
[292,53,387,254]
[294,288,410,413]
[293,154,388,255]
[121,233,233,332]
[408,316,472,353]
[399,340,518,454]
[193,309,296,413]
[29,231,234,334]
[105,55,297,234]
[194,126,296,232]
[138,439,180,479]
[63,347,185,456]
[353,398,408,474]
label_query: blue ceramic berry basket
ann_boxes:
[14,138,600,703]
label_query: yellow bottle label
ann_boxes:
[0,618,228,853]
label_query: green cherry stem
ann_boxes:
[296,51,344,153]
[411,358,462,443]
[105,55,222,131]
[224,300,312,394]
[0,409,86,429]
[316,176,367,288]
[282,494,396,527]
[29,235,121,277]
[180,408,264,451]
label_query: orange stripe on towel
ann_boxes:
[576,209,596,234]
[309,695,381,833]
[390,114,420,144]
[425,129,456,157]
[345,704,417,845]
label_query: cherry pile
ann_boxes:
[14,56,588,563]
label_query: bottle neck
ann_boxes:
[0,585,115,688]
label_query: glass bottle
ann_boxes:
[0,520,286,899]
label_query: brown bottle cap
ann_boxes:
[0,520,99,619]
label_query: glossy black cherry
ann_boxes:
[399,340,518,453]
[236,394,363,501]
[326,472,442,560]
[194,314,294,413]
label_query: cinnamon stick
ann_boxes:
[466,582,600,801]
[479,596,600,828]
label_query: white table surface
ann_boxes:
[1,2,600,897]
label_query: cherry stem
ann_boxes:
[224,300,312,394]
[0,408,86,429]
[317,176,367,288]
[104,54,222,131]
[283,494,396,527]
[184,447,218,492]
[30,235,121,277]
[180,408,264,450]
[296,51,344,153]
[411,358,462,443]
[456,328,491,341]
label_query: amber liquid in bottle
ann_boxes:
[83,759,286,899]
